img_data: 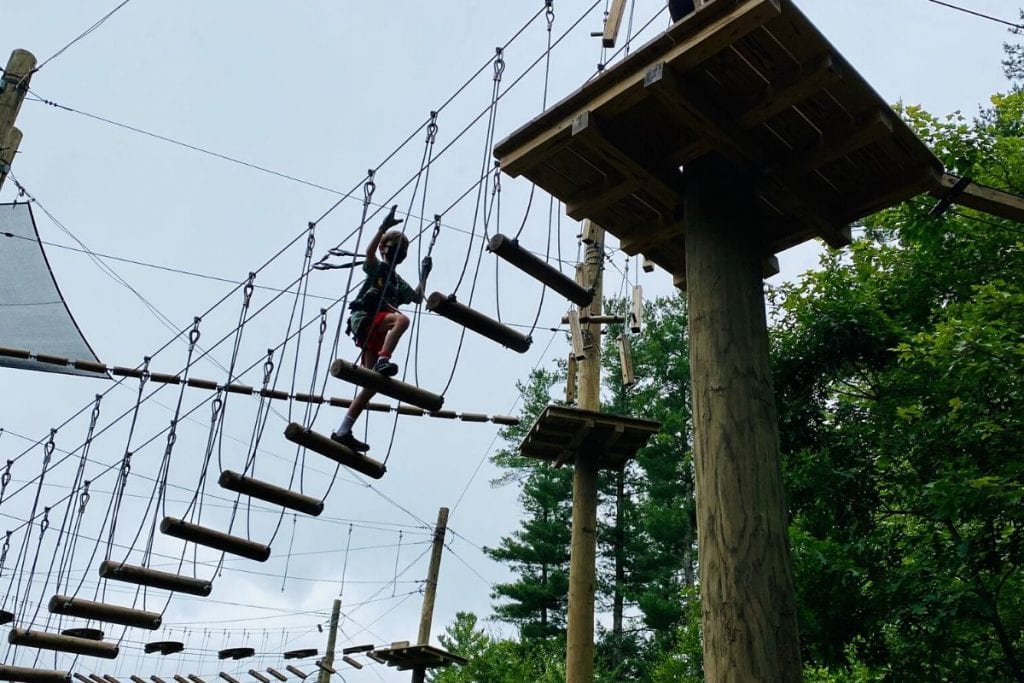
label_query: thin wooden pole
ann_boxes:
[684,158,801,681]
[412,506,449,683]
[317,599,341,683]
[565,221,604,683]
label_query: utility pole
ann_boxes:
[565,221,604,683]
[0,50,36,192]
[317,599,341,683]
[411,506,449,683]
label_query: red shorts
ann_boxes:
[355,310,392,358]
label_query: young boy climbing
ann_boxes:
[332,205,431,452]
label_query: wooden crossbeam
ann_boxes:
[565,177,642,221]
[757,176,851,248]
[769,110,894,178]
[736,53,841,127]
[619,220,686,255]
[602,0,628,47]
[571,110,681,213]
[928,173,1024,224]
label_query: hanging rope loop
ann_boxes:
[211,391,224,420]
[262,349,275,387]
[546,0,555,29]
[305,222,317,258]
[363,170,376,206]
[1,460,11,489]
[243,272,256,307]
[120,451,132,480]
[0,531,9,564]
[141,356,152,384]
[89,394,102,426]
[426,111,439,144]
[39,507,50,537]
[492,160,502,196]
[319,308,328,337]
[78,481,90,513]
[493,47,506,81]
[43,429,56,464]
[188,317,203,348]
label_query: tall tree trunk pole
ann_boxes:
[684,159,801,682]
[317,599,341,683]
[412,506,449,683]
[565,222,604,683]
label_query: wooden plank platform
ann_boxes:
[370,644,467,672]
[494,0,943,287]
[520,405,660,470]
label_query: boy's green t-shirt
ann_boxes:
[349,259,417,335]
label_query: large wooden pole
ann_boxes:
[412,506,449,683]
[684,158,801,681]
[565,222,604,683]
[0,50,36,192]
[317,599,341,683]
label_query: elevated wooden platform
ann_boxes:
[520,405,660,469]
[371,643,467,672]
[494,0,943,287]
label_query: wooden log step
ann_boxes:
[426,292,532,353]
[0,665,70,683]
[160,518,271,562]
[247,672,269,683]
[266,670,286,682]
[173,676,188,683]
[188,676,205,683]
[131,676,147,683]
[48,595,161,630]
[282,669,305,681]
[283,649,317,660]
[218,675,240,683]
[328,359,444,412]
[218,470,323,517]
[87,675,104,683]
[7,628,118,659]
[219,647,255,660]
[488,234,593,307]
[0,609,13,624]
[99,560,212,596]
[151,677,167,683]
[73,674,91,683]
[341,656,362,670]
[144,641,184,655]
[283,424,386,480]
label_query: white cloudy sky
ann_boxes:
[0,1,1019,681]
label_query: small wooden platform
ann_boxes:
[520,405,660,469]
[494,0,944,286]
[370,644,467,672]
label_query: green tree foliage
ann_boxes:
[429,612,564,683]
[771,85,1024,680]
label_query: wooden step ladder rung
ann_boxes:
[160,518,270,562]
[426,292,532,353]
[0,665,70,683]
[218,470,323,517]
[48,595,161,630]
[283,424,386,480]
[7,628,118,659]
[328,359,444,412]
[488,234,593,307]
[247,672,269,683]
[99,560,212,596]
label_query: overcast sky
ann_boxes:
[1,1,1019,681]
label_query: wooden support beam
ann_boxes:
[99,560,212,596]
[619,219,685,255]
[757,176,851,248]
[618,333,635,387]
[330,358,444,411]
[768,109,894,178]
[602,0,628,47]
[571,110,681,214]
[0,50,35,193]
[218,471,323,517]
[426,292,532,354]
[160,517,271,562]
[488,234,593,306]
[0,666,69,683]
[736,54,841,127]
[48,595,161,630]
[283,423,386,480]
[567,310,587,359]
[929,173,1024,224]
[631,285,643,333]
[567,354,578,405]
[8,629,118,659]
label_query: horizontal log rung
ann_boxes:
[218,470,323,516]
[160,517,271,562]
[283,424,386,479]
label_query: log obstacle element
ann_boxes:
[426,292,531,353]
[99,561,212,596]
[0,665,70,683]
[8,628,118,658]
[487,234,593,307]
[218,471,323,517]
[143,641,184,655]
[329,359,444,412]
[284,423,386,480]
[160,517,271,562]
[48,595,161,629]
